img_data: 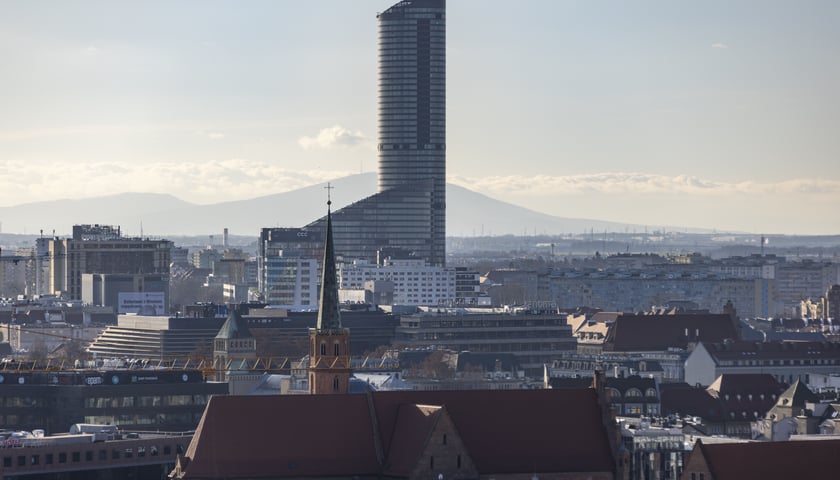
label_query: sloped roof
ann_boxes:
[603,313,738,352]
[660,384,725,422]
[383,404,443,477]
[181,395,381,479]
[706,374,782,421]
[178,389,616,479]
[703,341,840,360]
[695,439,840,480]
[775,379,818,409]
[372,389,614,475]
[215,307,252,340]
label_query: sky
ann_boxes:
[0,0,838,235]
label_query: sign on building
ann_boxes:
[118,292,166,315]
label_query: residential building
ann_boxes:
[660,374,784,438]
[684,341,840,387]
[682,438,840,480]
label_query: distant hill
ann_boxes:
[0,173,671,237]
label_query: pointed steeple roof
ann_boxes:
[317,201,341,330]
[216,305,252,340]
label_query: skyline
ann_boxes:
[1,1,838,235]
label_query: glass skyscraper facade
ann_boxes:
[306,0,446,267]
[377,0,446,267]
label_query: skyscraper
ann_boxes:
[377,0,446,265]
[304,0,446,267]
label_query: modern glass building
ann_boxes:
[307,0,446,267]
[377,0,446,266]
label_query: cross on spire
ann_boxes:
[324,182,334,207]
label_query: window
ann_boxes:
[442,434,447,445]
[3,457,10,468]
[320,343,327,355]
[17,456,25,467]
[333,376,340,392]
[112,450,120,460]
[72,452,80,463]
[430,456,435,469]
[45,454,53,465]
[59,453,67,464]
[31,455,40,465]
[334,343,340,356]
[85,451,93,461]
[457,454,462,468]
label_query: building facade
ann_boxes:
[304,0,446,268]
[45,225,171,301]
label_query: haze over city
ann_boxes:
[1,0,838,235]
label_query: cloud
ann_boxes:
[298,125,370,150]
[711,43,728,49]
[447,173,840,197]
[206,132,225,139]
[0,159,356,207]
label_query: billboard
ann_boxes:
[118,292,166,315]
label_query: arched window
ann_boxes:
[626,388,643,398]
[645,388,657,398]
[320,342,327,355]
[334,342,340,356]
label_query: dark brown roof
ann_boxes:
[372,389,614,475]
[383,404,443,477]
[179,389,615,478]
[695,439,840,480]
[660,384,725,422]
[603,313,737,352]
[181,395,381,479]
[703,341,840,360]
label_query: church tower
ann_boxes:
[213,304,256,383]
[309,197,351,394]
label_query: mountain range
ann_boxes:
[0,173,691,237]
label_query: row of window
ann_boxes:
[3,444,182,469]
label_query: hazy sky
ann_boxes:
[1,1,838,234]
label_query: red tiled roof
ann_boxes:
[696,439,840,480]
[179,389,616,478]
[603,314,737,352]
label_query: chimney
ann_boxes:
[223,228,229,249]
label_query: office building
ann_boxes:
[44,225,171,301]
[305,0,446,267]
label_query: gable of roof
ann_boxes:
[372,389,615,475]
[383,404,443,477]
[696,439,840,480]
[604,314,738,352]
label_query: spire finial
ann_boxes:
[325,182,334,208]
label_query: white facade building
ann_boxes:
[338,258,456,306]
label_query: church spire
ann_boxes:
[317,189,341,330]
[309,186,351,394]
